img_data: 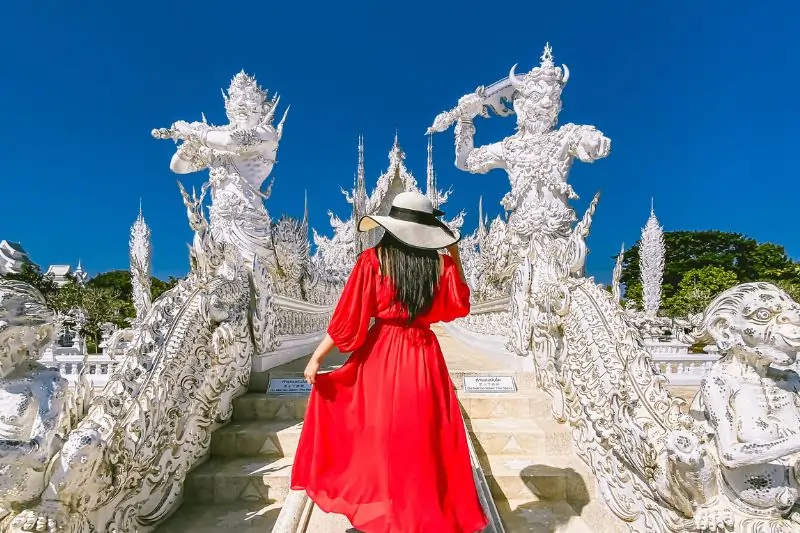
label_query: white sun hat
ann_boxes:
[357,191,461,250]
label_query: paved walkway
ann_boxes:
[273,323,508,375]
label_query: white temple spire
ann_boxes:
[303,189,310,242]
[612,243,624,303]
[353,135,367,253]
[426,134,439,208]
[639,201,665,317]
[130,204,153,326]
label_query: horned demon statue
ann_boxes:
[431,43,800,532]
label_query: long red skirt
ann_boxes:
[290,323,488,533]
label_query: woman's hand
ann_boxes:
[303,358,322,385]
[445,244,467,284]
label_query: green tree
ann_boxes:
[87,270,135,320]
[49,279,128,352]
[619,231,800,309]
[87,270,181,318]
[662,266,739,317]
[152,276,180,300]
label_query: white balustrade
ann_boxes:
[645,339,718,386]
[39,352,119,388]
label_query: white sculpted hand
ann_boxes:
[693,506,733,532]
[579,131,610,160]
[9,502,67,533]
[456,86,488,119]
[171,120,195,141]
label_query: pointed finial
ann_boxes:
[650,196,655,215]
[139,197,143,217]
[541,42,554,66]
[394,128,399,148]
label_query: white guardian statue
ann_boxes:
[428,43,610,356]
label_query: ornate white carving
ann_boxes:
[152,70,290,354]
[612,242,624,303]
[130,203,152,326]
[429,42,610,357]
[674,282,800,530]
[434,43,800,533]
[0,280,68,521]
[313,134,464,279]
[5,71,334,533]
[641,200,665,317]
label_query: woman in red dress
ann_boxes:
[291,191,488,532]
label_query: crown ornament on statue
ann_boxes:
[222,71,280,115]
[509,43,570,97]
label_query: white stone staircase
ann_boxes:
[157,332,625,532]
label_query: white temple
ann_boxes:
[313,133,463,278]
[45,261,87,287]
[0,240,31,275]
[5,59,800,533]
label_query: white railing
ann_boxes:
[645,339,719,386]
[39,352,120,388]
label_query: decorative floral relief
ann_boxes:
[428,43,800,532]
[3,72,336,533]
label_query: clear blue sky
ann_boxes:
[1,1,796,283]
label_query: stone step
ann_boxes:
[303,504,358,532]
[232,393,308,422]
[467,417,572,458]
[213,417,569,462]
[231,387,552,424]
[211,420,303,459]
[479,455,593,506]
[459,389,552,420]
[181,453,592,511]
[498,500,594,533]
[156,501,281,532]
[183,456,294,506]
[449,370,536,392]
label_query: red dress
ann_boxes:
[291,248,488,533]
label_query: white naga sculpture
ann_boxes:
[129,203,152,326]
[432,43,800,533]
[0,281,66,529]
[4,71,330,533]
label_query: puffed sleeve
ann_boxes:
[327,251,377,353]
[432,254,471,322]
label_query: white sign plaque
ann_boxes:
[267,377,312,395]
[463,375,516,393]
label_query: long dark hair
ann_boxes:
[376,232,440,322]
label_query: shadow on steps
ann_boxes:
[493,464,589,533]
[463,407,591,533]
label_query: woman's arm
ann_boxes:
[446,244,467,284]
[310,334,336,365]
[303,334,337,385]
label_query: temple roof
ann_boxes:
[46,264,72,277]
